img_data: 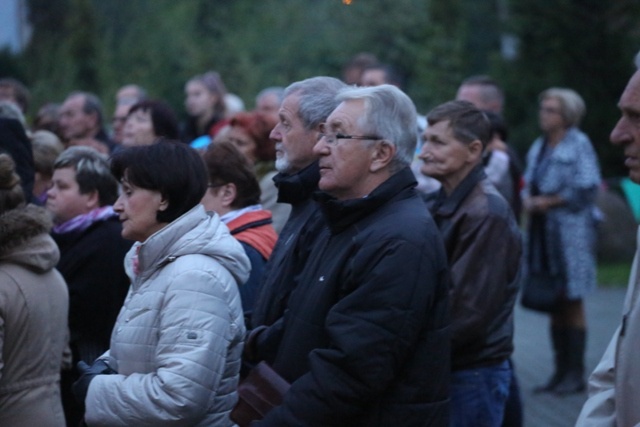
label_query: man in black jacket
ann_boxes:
[247,84,451,426]
[249,77,345,331]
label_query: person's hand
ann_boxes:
[72,359,117,404]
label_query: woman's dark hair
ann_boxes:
[203,142,261,209]
[110,140,207,223]
[128,99,179,140]
[485,111,509,142]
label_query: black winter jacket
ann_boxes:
[255,168,451,427]
[249,162,324,331]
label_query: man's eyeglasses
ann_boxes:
[318,123,381,145]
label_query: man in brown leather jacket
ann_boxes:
[420,100,522,427]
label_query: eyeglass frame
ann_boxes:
[317,123,382,145]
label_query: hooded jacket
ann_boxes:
[84,205,250,427]
[0,205,69,427]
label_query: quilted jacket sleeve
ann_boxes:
[84,265,242,426]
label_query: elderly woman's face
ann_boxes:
[122,109,156,147]
[185,81,217,118]
[539,97,565,133]
[113,177,167,242]
[46,167,98,224]
[419,120,480,192]
[220,127,257,164]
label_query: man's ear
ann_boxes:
[221,183,237,208]
[370,140,396,173]
[85,190,100,210]
[467,139,484,163]
[158,195,169,212]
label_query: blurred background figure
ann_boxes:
[360,63,404,89]
[121,99,179,147]
[224,93,246,118]
[341,51,379,85]
[0,117,35,202]
[484,111,522,220]
[58,91,113,153]
[115,84,146,105]
[456,75,505,114]
[202,141,277,317]
[111,84,147,147]
[0,77,30,115]
[213,111,290,233]
[30,129,64,204]
[522,87,601,395]
[0,153,69,427]
[0,100,27,129]
[182,71,228,147]
[33,103,62,137]
[46,147,132,426]
[254,86,284,123]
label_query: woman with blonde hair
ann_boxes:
[522,87,601,395]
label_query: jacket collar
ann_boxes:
[314,167,417,234]
[431,163,486,218]
[273,161,320,205]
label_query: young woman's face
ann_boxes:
[122,109,156,147]
[113,178,167,242]
[185,81,217,118]
[46,167,97,224]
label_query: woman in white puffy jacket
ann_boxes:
[74,140,250,427]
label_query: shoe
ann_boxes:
[553,370,585,395]
[533,372,564,394]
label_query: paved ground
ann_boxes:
[513,287,627,427]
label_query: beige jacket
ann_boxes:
[576,226,640,427]
[0,205,69,427]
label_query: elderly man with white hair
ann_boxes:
[246,84,451,426]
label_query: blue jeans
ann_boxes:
[451,360,511,427]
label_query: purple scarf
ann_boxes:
[53,206,117,234]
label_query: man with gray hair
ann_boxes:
[59,91,114,153]
[576,53,640,427]
[249,76,346,330]
[246,84,450,425]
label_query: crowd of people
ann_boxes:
[0,49,638,427]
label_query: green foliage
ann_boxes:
[598,262,633,288]
[2,0,639,180]
[493,0,640,173]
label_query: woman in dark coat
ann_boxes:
[45,146,132,425]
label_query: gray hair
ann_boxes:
[54,146,118,206]
[539,87,586,127]
[284,77,346,130]
[335,84,417,171]
[459,75,504,112]
[256,86,285,104]
[635,51,640,69]
[67,91,105,127]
